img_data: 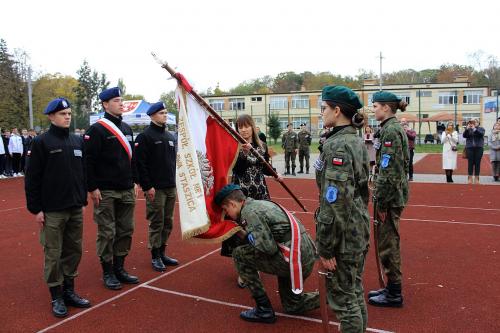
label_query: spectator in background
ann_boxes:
[364,126,376,168]
[401,120,416,181]
[463,119,485,184]
[441,121,459,183]
[489,122,500,181]
[74,129,81,136]
[256,126,267,143]
[8,128,24,176]
[0,128,5,178]
[21,128,32,172]
[2,130,13,177]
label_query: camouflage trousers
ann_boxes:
[326,252,367,333]
[145,187,176,249]
[94,189,136,263]
[298,148,310,170]
[233,242,319,314]
[40,208,83,287]
[376,206,404,284]
[285,150,297,170]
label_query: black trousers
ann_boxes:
[466,147,483,176]
[11,153,21,173]
[408,149,414,178]
[0,154,5,175]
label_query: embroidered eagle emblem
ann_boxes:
[197,151,214,195]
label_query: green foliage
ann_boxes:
[123,94,144,100]
[0,38,28,130]
[32,73,78,129]
[159,90,178,118]
[268,114,282,144]
[117,78,126,96]
[73,60,109,129]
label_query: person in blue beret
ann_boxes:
[368,91,409,308]
[315,85,371,332]
[84,86,140,289]
[25,97,91,317]
[135,101,179,272]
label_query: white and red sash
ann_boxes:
[97,118,132,160]
[275,203,303,294]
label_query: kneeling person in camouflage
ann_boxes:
[214,184,319,324]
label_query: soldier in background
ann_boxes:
[214,184,319,323]
[297,123,312,174]
[84,87,139,290]
[135,102,178,272]
[368,91,409,308]
[25,98,91,317]
[315,85,370,332]
[281,123,298,175]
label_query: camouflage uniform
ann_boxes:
[282,130,298,174]
[374,116,409,284]
[315,125,370,333]
[232,198,320,314]
[297,129,312,173]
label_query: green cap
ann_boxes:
[321,85,363,110]
[214,184,241,206]
[372,91,401,103]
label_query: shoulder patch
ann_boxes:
[84,135,90,140]
[134,142,139,147]
[332,157,343,166]
[384,141,392,147]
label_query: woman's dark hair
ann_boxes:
[382,100,408,113]
[325,101,365,128]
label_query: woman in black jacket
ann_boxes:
[462,119,485,184]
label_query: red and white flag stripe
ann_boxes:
[96,118,132,160]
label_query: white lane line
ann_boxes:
[0,206,25,213]
[36,248,220,333]
[273,197,500,212]
[290,211,500,228]
[142,285,394,333]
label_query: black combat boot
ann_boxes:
[101,261,122,290]
[113,256,139,284]
[306,167,309,174]
[159,245,179,266]
[292,167,296,176]
[240,294,276,323]
[368,282,403,307]
[298,167,304,174]
[49,286,68,318]
[367,287,388,298]
[449,170,454,183]
[284,167,290,175]
[63,278,91,308]
[151,248,166,272]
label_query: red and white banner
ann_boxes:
[96,118,132,160]
[175,85,240,241]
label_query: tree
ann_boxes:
[160,90,178,127]
[117,78,127,96]
[268,114,281,144]
[73,60,109,129]
[32,73,78,129]
[123,94,144,100]
[0,38,28,130]
[272,71,303,93]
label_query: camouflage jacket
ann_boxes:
[239,198,316,263]
[374,117,409,209]
[282,131,298,151]
[314,126,370,259]
[298,130,312,150]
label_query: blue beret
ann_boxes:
[147,102,166,116]
[44,98,71,115]
[321,85,363,110]
[99,87,122,102]
[214,184,241,206]
[372,91,401,103]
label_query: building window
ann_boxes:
[253,117,262,124]
[396,92,411,105]
[317,95,322,109]
[251,96,262,102]
[318,118,324,129]
[278,117,289,129]
[463,90,482,104]
[209,99,224,111]
[367,93,374,106]
[292,117,309,129]
[229,98,245,111]
[462,113,480,125]
[270,96,288,110]
[416,90,432,97]
[291,95,309,109]
[438,92,457,105]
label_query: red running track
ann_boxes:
[0,177,499,332]
[413,153,492,176]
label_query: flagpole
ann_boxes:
[152,54,307,212]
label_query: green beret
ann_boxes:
[321,85,363,110]
[214,184,241,206]
[372,91,401,103]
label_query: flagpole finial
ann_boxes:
[151,52,167,67]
